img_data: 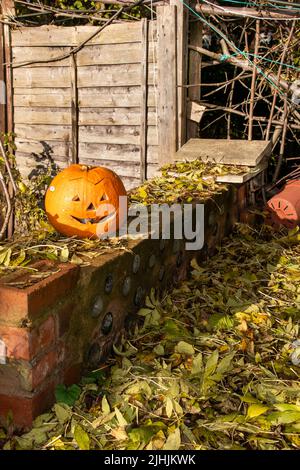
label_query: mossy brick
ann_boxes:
[0,262,79,326]
[0,315,55,361]
[0,380,56,429]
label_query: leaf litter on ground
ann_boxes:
[1,223,300,450]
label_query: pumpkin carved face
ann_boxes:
[45,164,127,239]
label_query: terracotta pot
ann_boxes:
[266,179,300,229]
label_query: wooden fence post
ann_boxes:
[2,0,14,136]
[1,1,15,238]
[70,53,79,165]
[0,22,6,136]
[170,0,189,149]
[157,5,178,166]
[187,19,203,139]
[140,18,148,183]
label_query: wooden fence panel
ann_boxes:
[10,13,178,190]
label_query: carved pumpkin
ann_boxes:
[45,164,127,239]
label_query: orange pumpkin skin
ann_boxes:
[45,164,127,239]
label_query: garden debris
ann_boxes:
[0,158,243,277]
[2,223,300,450]
[129,160,246,205]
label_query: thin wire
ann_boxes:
[177,0,286,94]
[199,0,300,20]
[219,0,300,11]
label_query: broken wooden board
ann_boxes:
[216,159,268,184]
[175,138,271,167]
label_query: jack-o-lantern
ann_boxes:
[45,164,127,239]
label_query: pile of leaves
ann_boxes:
[2,223,300,450]
[130,160,247,205]
[0,158,245,277]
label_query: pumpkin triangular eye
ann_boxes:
[87,203,96,210]
[100,194,108,202]
[72,195,80,201]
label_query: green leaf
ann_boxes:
[204,350,219,377]
[165,398,173,418]
[247,404,269,419]
[60,246,69,262]
[175,341,195,356]
[102,395,110,415]
[154,344,165,356]
[54,403,71,425]
[115,407,128,427]
[267,411,300,425]
[208,313,234,330]
[217,352,235,375]
[55,384,81,406]
[163,428,181,450]
[191,352,203,375]
[74,425,90,450]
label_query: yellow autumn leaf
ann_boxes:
[247,404,269,419]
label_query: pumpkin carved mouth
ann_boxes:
[71,211,116,225]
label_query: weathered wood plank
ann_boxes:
[77,64,157,88]
[14,107,157,126]
[157,6,177,165]
[216,160,268,183]
[78,143,158,163]
[175,139,272,166]
[171,0,188,148]
[12,43,157,67]
[78,157,159,179]
[14,141,158,163]
[79,108,157,126]
[70,53,78,164]
[15,139,71,158]
[11,22,157,47]
[140,18,148,183]
[79,125,158,146]
[13,67,71,88]
[13,86,157,108]
[14,108,71,125]
[0,23,6,135]
[188,21,202,139]
[15,124,71,141]
[13,64,158,88]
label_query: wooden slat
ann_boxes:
[140,18,148,183]
[79,108,157,126]
[188,21,202,139]
[0,23,6,134]
[216,160,268,183]
[11,22,157,47]
[15,139,71,158]
[13,86,157,108]
[13,64,158,88]
[14,107,157,126]
[157,6,177,165]
[14,108,71,125]
[13,67,71,88]
[78,143,158,163]
[175,139,272,166]
[15,124,71,141]
[78,157,159,179]
[12,43,157,67]
[79,125,158,146]
[171,0,188,148]
[14,141,158,163]
[77,64,157,88]
[70,53,78,164]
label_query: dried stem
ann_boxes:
[248,20,260,141]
